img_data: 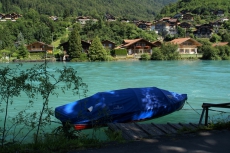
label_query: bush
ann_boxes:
[114,49,127,56]
[140,53,151,60]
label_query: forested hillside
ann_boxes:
[158,0,230,19]
[0,0,177,20]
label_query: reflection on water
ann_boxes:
[1,60,230,141]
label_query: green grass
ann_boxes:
[51,30,69,48]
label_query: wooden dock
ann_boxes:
[107,122,199,140]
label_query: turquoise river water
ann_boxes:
[0,60,230,141]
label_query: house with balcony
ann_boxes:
[182,13,194,21]
[26,41,53,54]
[152,40,162,47]
[101,40,116,50]
[154,20,170,35]
[136,21,152,30]
[170,38,202,54]
[60,40,91,54]
[117,38,157,57]
[193,24,213,38]
[153,17,178,35]
[179,22,191,29]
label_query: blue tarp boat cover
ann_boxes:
[55,87,187,129]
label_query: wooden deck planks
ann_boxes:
[136,123,165,136]
[107,122,199,140]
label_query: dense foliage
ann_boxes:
[88,36,107,61]
[0,0,177,21]
[158,0,230,20]
[68,25,82,58]
[151,43,180,60]
[80,21,158,45]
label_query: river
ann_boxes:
[1,60,230,141]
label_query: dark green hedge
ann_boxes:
[114,49,127,56]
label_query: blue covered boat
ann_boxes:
[55,87,187,130]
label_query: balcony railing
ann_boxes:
[179,45,197,48]
[134,46,151,49]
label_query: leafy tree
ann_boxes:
[177,27,186,38]
[17,44,28,59]
[202,45,220,60]
[161,43,179,60]
[67,25,82,59]
[88,36,107,61]
[0,63,88,146]
[151,47,164,60]
[210,34,222,43]
[221,33,230,43]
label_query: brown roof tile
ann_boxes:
[212,42,229,47]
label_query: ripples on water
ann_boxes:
[1,60,230,140]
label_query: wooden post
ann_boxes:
[199,108,205,125]
[204,107,209,126]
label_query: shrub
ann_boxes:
[140,53,151,60]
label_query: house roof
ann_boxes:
[102,40,115,44]
[212,42,229,47]
[26,41,53,47]
[170,38,202,46]
[116,38,157,49]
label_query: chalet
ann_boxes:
[220,17,229,22]
[182,13,193,21]
[180,10,190,15]
[210,21,222,28]
[0,13,4,19]
[60,41,91,54]
[101,40,116,50]
[154,21,170,35]
[154,19,177,35]
[179,22,191,29]
[214,10,225,16]
[170,38,202,54]
[120,18,129,23]
[76,16,98,25]
[105,13,116,21]
[0,13,22,21]
[194,24,213,38]
[160,17,171,22]
[173,13,183,19]
[152,40,162,47]
[117,38,157,55]
[4,13,12,20]
[49,16,58,21]
[136,21,152,30]
[26,42,53,54]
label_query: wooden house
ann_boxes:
[182,13,193,21]
[170,38,202,54]
[117,38,157,55]
[76,16,98,25]
[26,41,53,54]
[59,41,91,54]
[193,24,213,38]
[101,40,116,50]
